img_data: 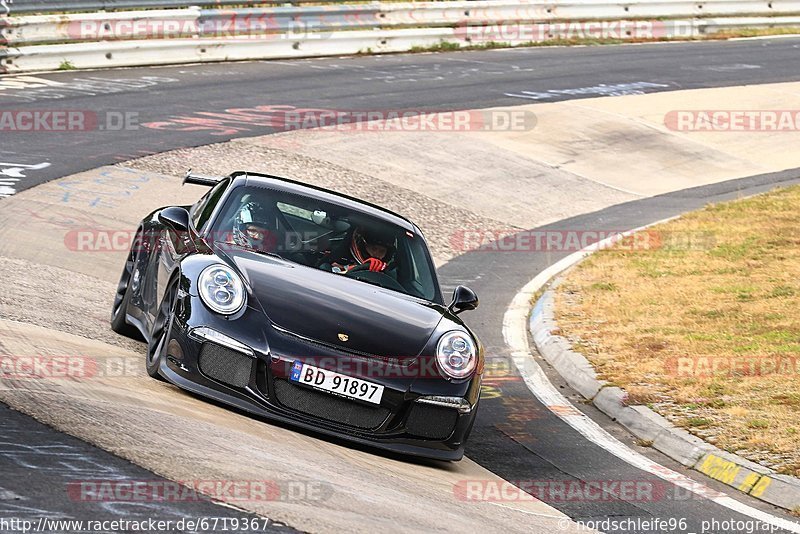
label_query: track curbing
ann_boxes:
[528,242,800,512]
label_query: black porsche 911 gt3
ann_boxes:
[110,171,483,460]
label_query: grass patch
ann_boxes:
[747,419,770,429]
[410,41,463,53]
[555,185,800,469]
[685,417,713,428]
[590,281,618,291]
[58,59,76,71]
[770,285,796,298]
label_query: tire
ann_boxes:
[146,278,178,380]
[110,232,144,340]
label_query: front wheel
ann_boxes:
[146,279,178,380]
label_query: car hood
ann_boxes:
[217,246,444,358]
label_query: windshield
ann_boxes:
[209,185,440,302]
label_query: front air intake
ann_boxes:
[198,343,253,388]
[274,379,390,430]
[406,403,459,440]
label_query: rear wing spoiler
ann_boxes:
[183,169,223,187]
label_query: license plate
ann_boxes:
[289,361,384,405]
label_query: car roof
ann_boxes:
[234,171,418,233]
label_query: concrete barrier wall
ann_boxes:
[2,0,800,73]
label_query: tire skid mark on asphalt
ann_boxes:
[503,223,800,534]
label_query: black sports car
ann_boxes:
[111,171,483,460]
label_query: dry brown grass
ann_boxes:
[555,185,800,473]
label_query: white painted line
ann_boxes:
[0,161,50,178]
[505,81,671,101]
[503,221,800,533]
[728,34,800,42]
[0,161,51,198]
[0,185,18,198]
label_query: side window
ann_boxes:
[406,236,436,301]
[276,201,313,221]
[191,179,229,231]
[190,195,210,229]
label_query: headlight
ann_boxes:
[198,265,246,315]
[436,331,477,379]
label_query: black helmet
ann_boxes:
[233,202,276,251]
[351,225,396,263]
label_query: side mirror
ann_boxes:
[158,207,190,233]
[449,285,479,314]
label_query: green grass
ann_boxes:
[590,281,618,291]
[409,41,462,53]
[747,419,770,429]
[770,285,796,298]
[685,417,713,428]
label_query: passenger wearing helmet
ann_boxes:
[232,201,278,253]
[319,225,397,275]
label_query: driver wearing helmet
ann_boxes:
[232,201,278,253]
[321,225,396,275]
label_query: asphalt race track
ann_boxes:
[1,38,800,192]
[3,37,800,533]
[0,405,294,533]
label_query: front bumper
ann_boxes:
[160,301,481,461]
